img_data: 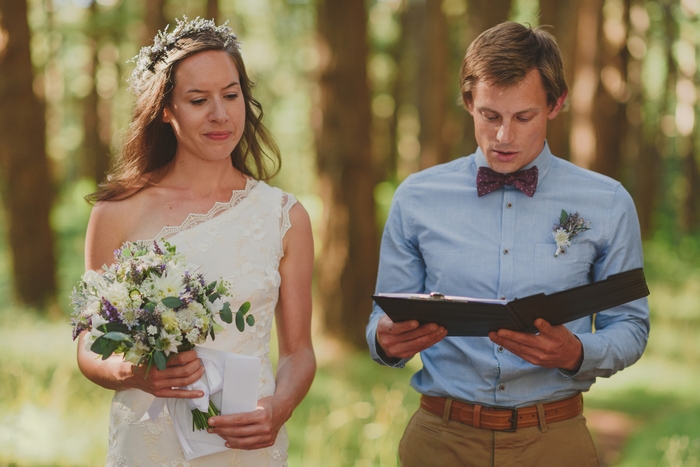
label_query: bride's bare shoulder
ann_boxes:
[85,187,168,268]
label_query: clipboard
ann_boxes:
[372,268,649,336]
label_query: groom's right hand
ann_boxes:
[376,315,447,360]
[130,350,206,399]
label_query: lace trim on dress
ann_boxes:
[148,178,258,242]
[279,193,297,256]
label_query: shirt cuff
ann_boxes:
[557,334,584,379]
[372,333,407,368]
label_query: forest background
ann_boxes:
[0,0,699,466]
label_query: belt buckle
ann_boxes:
[488,405,518,432]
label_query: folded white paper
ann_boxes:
[140,347,261,460]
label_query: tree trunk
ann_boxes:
[206,0,219,23]
[144,0,167,44]
[626,0,656,238]
[82,1,111,184]
[592,0,630,180]
[413,0,450,170]
[314,0,378,349]
[569,0,604,169]
[682,147,700,233]
[466,0,513,43]
[0,0,57,308]
[539,0,578,160]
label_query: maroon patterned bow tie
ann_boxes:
[476,166,538,197]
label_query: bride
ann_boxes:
[76,17,315,466]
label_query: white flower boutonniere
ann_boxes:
[551,210,591,257]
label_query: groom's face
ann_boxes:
[467,68,566,174]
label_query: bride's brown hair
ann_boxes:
[88,20,280,203]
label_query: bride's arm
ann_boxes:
[208,201,316,449]
[76,200,206,398]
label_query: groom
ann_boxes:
[366,22,649,467]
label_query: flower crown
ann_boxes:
[128,16,241,94]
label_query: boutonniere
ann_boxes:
[551,210,591,257]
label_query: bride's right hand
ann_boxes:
[129,350,206,399]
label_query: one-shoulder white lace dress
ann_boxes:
[106,179,295,467]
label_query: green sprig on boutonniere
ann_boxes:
[551,210,591,257]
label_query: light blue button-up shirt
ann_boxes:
[366,143,650,407]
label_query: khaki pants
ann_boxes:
[398,407,600,467]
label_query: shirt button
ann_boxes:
[499,384,506,391]
[506,202,513,208]
[503,249,509,255]
[498,346,504,353]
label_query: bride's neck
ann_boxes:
[158,159,248,197]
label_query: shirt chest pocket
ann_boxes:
[531,243,595,285]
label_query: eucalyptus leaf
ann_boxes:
[103,331,131,341]
[99,322,130,333]
[208,292,220,303]
[246,314,255,326]
[90,336,113,357]
[238,301,251,315]
[153,350,167,371]
[102,340,121,360]
[219,302,232,323]
[560,210,568,225]
[144,302,157,312]
[162,296,183,309]
[235,311,245,332]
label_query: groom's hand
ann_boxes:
[129,350,205,398]
[376,315,447,360]
[207,396,286,450]
[488,318,584,371]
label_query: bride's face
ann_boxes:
[163,50,246,164]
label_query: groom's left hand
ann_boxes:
[488,318,583,371]
[206,396,288,450]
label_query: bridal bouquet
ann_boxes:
[70,240,255,430]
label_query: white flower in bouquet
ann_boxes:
[70,240,256,430]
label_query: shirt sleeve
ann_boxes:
[366,180,426,367]
[571,184,650,380]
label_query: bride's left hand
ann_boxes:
[206,396,290,450]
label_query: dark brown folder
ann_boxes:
[372,268,649,336]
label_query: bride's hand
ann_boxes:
[129,350,206,399]
[206,396,289,450]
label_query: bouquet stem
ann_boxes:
[192,400,221,431]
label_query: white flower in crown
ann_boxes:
[128,16,241,95]
[551,210,591,257]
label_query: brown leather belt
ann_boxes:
[420,393,583,432]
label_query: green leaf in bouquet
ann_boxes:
[216,281,229,295]
[246,314,255,327]
[208,292,220,303]
[238,302,251,315]
[206,281,217,294]
[100,322,130,333]
[163,240,177,254]
[90,336,115,358]
[162,296,183,309]
[235,311,245,332]
[103,331,131,342]
[219,302,232,324]
[144,302,157,313]
[153,350,167,371]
